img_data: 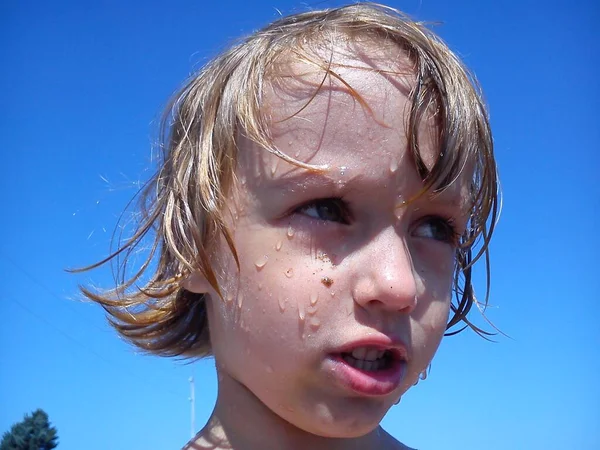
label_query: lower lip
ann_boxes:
[326,355,405,396]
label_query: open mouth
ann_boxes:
[328,344,406,396]
[339,346,397,372]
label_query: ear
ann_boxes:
[182,270,212,294]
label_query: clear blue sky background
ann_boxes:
[1,1,598,449]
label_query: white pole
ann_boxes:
[189,376,196,438]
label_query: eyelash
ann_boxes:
[293,198,461,245]
[294,198,352,225]
[415,215,461,246]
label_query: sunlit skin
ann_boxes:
[185,40,471,450]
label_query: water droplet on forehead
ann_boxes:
[310,292,319,306]
[254,255,268,270]
[287,225,295,238]
[275,240,283,251]
[285,268,294,278]
[270,159,279,176]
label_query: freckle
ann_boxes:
[287,225,295,238]
[285,268,294,278]
[254,255,268,270]
[321,276,333,287]
[275,240,283,251]
[310,292,319,306]
[390,159,398,173]
[278,297,287,312]
[309,316,321,330]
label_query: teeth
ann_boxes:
[342,355,385,372]
[351,347,367,360]
[365,349,379,361]
[351,346,387,361]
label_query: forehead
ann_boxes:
[255,38,443,172]
[236,37,473,208]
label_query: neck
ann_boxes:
[185,368,394,450]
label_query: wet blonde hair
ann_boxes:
[77,2,499,358]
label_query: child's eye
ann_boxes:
[413,216,460,245]
[295,198,351,224]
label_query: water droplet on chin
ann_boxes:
[310,292,318,306]
[285,268,294,278]
[287,225,295,239]
[389,159,398,173]
[254,255,268,270]
[275,240,283,251]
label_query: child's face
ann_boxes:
[197,44,470,438]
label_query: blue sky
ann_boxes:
[1,0,598,449]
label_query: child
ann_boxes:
[79,3,498,449]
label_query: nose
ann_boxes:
[351,227,418,314]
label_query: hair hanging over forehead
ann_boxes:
[75,2,500,358]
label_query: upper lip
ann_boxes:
[332,335,409,362]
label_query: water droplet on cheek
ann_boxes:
[309,316,321,329]
[278,297,287,312]
[226,292,234,303]
[390,159,398,173]
[287,225,295,239]
[298,304,305,321]
[275,240,283,251]
[237,293,244,308]
[254,255,268,270]
[310,292,319,306]
[307,304,318,315]
[285,268,294,278]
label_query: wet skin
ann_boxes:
[186,41,470,450]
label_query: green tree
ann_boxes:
[1,409,58,450]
